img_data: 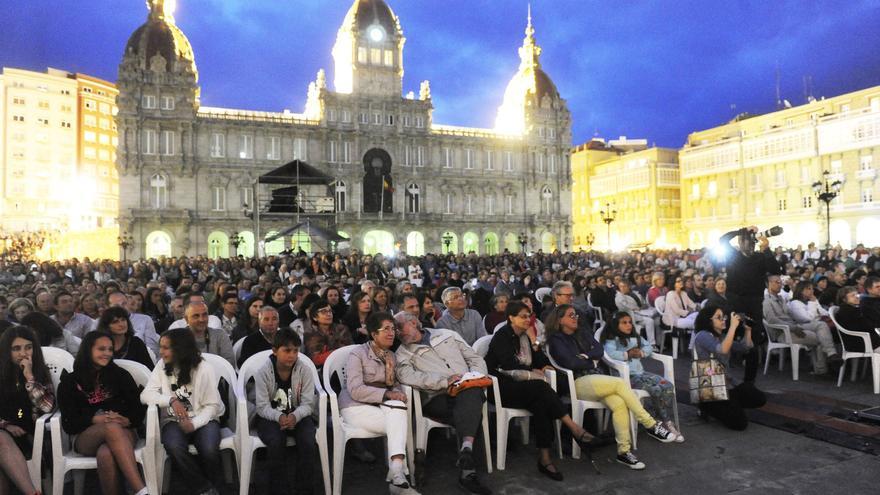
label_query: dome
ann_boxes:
[123,1,195,74]
[534,68,560,101]
[343,0,402,38]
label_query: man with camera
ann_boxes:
[718,226,784,346]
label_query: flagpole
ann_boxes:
[379,173,384,220]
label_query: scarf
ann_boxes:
[514,331,532,368]
[370,341,395,388]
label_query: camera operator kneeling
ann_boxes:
[693,304,766,430]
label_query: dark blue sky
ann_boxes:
[3,0,879,147]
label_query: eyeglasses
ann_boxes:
[316,308,333,315]
[377,325,396,334]
[564,312,579,319]
[711,315,728,322]
[557,292,574,297]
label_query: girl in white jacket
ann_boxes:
[141,328,224,495]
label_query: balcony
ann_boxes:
[773,180,787,189]
[857,168,877,180]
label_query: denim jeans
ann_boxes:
[255,416,317,494]
[161,420,222,493]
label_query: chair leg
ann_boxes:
[851,359,860,382]
[630,411,638,451]
[496,413,509,471]
[332,435,347,495]
[73,470,85,495]
[239,446,255,495]
[554,420,562,459]
[481,406,493,473]
[52,460,65,495]
[791,346,800,381]
[872,355,880,394]
[763,348,772,375]
[671,336,678,359]
[519,417,529,446]
[837,360,846,387]
[317,433,331,495]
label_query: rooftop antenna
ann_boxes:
[803,75,815,103]
[775,60,782,110]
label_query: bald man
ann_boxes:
[184,301,235,367]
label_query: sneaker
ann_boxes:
[646,422,675,443]
[456,447,475,471]
[458,472,492,495]
[616,451,646,470]
[665,421,685,443]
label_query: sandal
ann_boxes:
[537,461,564,481]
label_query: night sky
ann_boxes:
[2,0,879,147]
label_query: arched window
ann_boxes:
[150,174,168,209]
[541,186,552,215]
[333,180,346,212]
[406,183,420,214]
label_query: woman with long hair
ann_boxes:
[232,297,263,343]
[58,332,148,495]
[546,304,675,470]
[264,285,288,310]
[96,307,154,369]
[372,287,391,314]
[141,328,225,495]
[416,292,437,329]
[143,287,168,322]
[600,311,683,442]
[20,311,80,355]
[342,291,373,344]
[0,326,54,495]
[488,302,611,480]
[320,286,347,322]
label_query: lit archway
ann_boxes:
[237,231,255,257]
[797,222,819,247]
[541,231,557,252]
[291,230,311,253]
[462,232,479,254]
[483,232,499,255]
[689,231,705,249]
[264,231,284,256]
[145,231,172,258]
[207,231,229,259]
[830,220,851,248]
[440,231,459,254]
[503,232,518,253]
[857,218,880,247]
[363,230,395,256]
[406,231,425,256]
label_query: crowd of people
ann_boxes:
[1,232,880,494]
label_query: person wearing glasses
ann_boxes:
[693,304,766,431]
[540,281,594,331]
[546,305,675,470]
[339,312,419,494]
[302,299,353,368]
[436,287,485,346]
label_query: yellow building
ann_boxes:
[0,67,120,259]
[571,137,681,250]
[680,86,880,249]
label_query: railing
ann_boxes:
[856,168,877,180]
[430,124,520,140]
[197,106,319,125]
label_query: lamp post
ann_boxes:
[230,232,243,256]
[599,202,617,250]
[517,232,528,254]
[484,237,491,256]
[117,232,134,262]
[442,233,453,254]
[585,232,596,251]
[812,170,842,248]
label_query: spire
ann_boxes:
[147,0,176,23]
[519,4,541,71]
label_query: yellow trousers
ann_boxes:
[574,374,657,454]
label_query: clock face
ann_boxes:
[368,25,385,42]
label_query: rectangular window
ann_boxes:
[415,116,424,128]
[160,96,175,110]
[60,120,71,128]
[329,141,337,163]
[386,114,394,126]
[403,115,411,127]
[239,135,253,159]
[357,47,367,64]
[99,134,110,145]
[860,155,874,170]
[549,128,556,139]
[444,148,453,168]
[37,118,49,126]
[416,146,425,167]
[486,150,494,170]
[12,115,24,123]
[358,112,368,124]
[211,133,226,157]
[212,186,226,211]
[84,130,97,142]
[384,50,393,66]
[241,186,254,209]
[99,118,110,129]
[465,149,474,169]
[707,180,717,197]
[486,196,494,215]
[506,195,514,215]
[328,109,337,122]
[341,110,351,123]
[142,129,157,154]
[372,112,382,125]
[691,183,700,199]
[99,102,111,114]
[728,177,737,190]
[404,145,412,166]
[549,154,556,173]
[775,169,785,186]
[267,136,281,160]
[505,151,513,171]
[871,97,880,112]
[863,188,874,203]
[831,159,842,173]
[84,115,97,127]
[777,199,787,211]
[293,137,308,160]
[802,196,813,209]
[343,141,352,163]
[84,99,95,110]
[12,97,24,105]
[536,153,544,172]
[445,193,453,214]
[160,130,175,155]
[142,95,156,109]
[370,48,381,65]
[466,194,473,215]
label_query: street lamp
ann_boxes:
[117,232,134,262]
[599,202,617,249]
[517,232,528,253]
[585,232,596,250]
[442,233,453,254]
[230,232,243,256]
[484,237,491,256]
[812,170,842,248]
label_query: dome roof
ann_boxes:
[344,0,402,37]
[123,2,195,73]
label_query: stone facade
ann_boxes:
[116,0,573,258]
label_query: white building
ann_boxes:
[116,0,573,258]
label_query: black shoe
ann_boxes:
[827,355,844,371]
[414,449,427,487]
[456,447,475,471]
[576,431,614,450]
[458,472,492,495]
[537,461,564,482]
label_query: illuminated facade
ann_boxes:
[571,138,681,250]
[680,86,880,249]
[117,0,573,259]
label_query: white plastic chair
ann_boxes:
[654,298,679,358]
[233,338,245,369]
[30,347,74,492]
[49,359,155,495]
[236,350,330,495]
[763,320,807,381]
[152,353,242,492]
[829,306,880,394]
[323,345,415,495]
[471,335,561,470]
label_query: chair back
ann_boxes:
[233,339,245,368]
[238,350,322,395]
[115,359,152,387]
[201,353,238,431]
[492,321,506,334]
[322,345,359,396]
[828,305,873,354]
[654,296,666,314]
[42,347,75,389]
[472,335,493,358]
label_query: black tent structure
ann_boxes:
[264,219,350,254]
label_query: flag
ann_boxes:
[383,178,395,193]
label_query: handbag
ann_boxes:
[447,372,493,397]
[689,354,729,403]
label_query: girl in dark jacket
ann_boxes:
[485,302,603,481]
[0,325,55,495]
[58,332,148,495]
[96,306,154,369]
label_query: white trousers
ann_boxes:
[342,404,408,461]
[675,312,698,329]
[633,311,658,344]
